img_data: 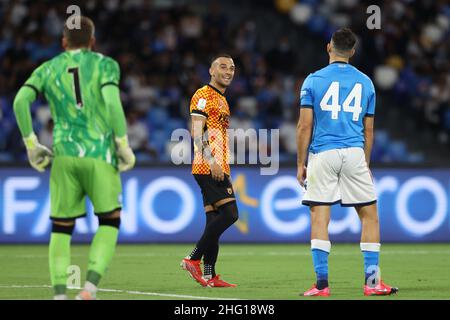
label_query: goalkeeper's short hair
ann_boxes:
[63,16,95,48]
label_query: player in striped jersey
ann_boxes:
[180,54,239,288]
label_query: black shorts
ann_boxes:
[193,174,235,206]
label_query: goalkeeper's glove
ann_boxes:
[23,133,53,172]
[115,136,136,172]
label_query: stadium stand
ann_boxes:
[0,0,448,164]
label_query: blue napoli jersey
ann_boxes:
[300,62,376,154]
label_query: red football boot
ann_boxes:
[180,258,208,287]
[364,280,398,296]
[206,275,237,288]
[303,284,330,297]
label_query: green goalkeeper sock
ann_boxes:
[86,225,119,286]
[49,232,72,295]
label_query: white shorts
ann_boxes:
[302,147,377,207]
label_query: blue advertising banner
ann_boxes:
[0,167,449,243]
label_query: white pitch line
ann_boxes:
[96,288,240,300]
[0,285,240,300]
[4,250,450,259]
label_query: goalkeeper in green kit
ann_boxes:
[13,16,135,300]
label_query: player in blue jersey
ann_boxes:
[296,28,398,297]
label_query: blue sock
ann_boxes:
[362,251,379,285]
[311,249,329,289]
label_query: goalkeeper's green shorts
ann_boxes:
[50,156,122,220]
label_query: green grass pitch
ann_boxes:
[0,244,449,300]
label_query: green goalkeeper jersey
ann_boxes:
[24,49,120,166]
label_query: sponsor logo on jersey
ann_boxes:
[197,98,207,110]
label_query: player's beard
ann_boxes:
[217,75,232,89]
